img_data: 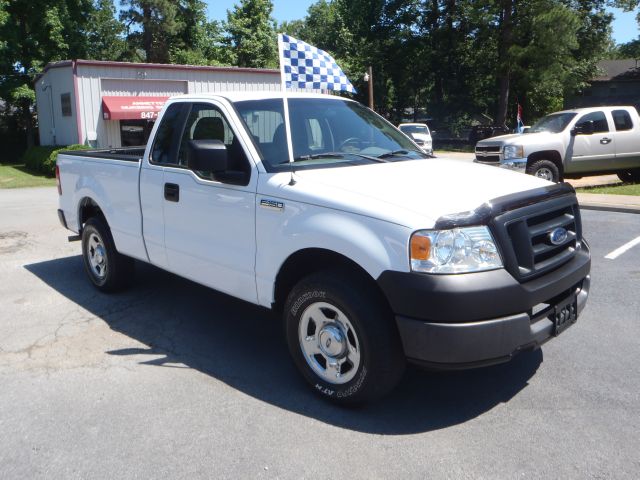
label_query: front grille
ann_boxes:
[490,195,582,282]
[475,154,501,163]
[475,145,502,163]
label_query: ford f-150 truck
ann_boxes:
[57,92,591,404]
[474,106,640,183]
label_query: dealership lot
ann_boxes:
[1,187,639,479]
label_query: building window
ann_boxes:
[61,93,72,117]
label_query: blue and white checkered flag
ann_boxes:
[278,34,356,94]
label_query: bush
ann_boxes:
[21,144,90,176]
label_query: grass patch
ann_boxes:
[577,182,640,196]
[0,164,56,189]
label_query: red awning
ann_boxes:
[101,96,169,121]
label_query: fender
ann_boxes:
[255,202,411,308]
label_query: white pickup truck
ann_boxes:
[57,92,591,404]
[475,106,640,183]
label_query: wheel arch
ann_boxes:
[527,150,564,177]
[272,248,391,313]
[77,196,106,232]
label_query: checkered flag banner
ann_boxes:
[278,34,356,94]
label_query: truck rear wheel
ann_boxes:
[284,269,405,405]
[527,159,561,182]
[81,216,134,292]
[617,169,640,183]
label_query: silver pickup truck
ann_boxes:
[475,106,640,183]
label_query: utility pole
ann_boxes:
[367,66,374,110]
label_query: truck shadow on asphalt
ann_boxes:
[25,255,543,435]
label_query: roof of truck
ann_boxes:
[170,91,348,103]
[554,105,637,114]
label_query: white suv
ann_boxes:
[398,123,433,154]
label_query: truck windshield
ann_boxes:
[530,112,577,133]
[234,97,426,171]
[399,125,429,135]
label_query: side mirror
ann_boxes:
[571,121,594,136]
[187,139,228,173]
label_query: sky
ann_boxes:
[205,1,639,44]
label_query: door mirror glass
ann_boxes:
[187,139,228,173]
[571,121,594,136]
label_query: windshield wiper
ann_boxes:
[293,153,345,161]
[286,152,388,163]
[377,149,416,159]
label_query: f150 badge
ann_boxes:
[260,199,284,212]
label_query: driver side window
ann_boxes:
[177,103,250,184]
[576,111,609,133]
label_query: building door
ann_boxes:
[120,120,154,146]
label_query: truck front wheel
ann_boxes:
[527,159,561,182]
[81,216,134,292]
[284,270,405,405]
[617,169,640,183]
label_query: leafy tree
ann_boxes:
[119,0,182,63]
[618,37,640,57]
[0,0,94,148]
[224,0,278,68]
[171,1,228,65]
[86,0,129,61]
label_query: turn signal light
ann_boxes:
[410,234,431,261]
[55,165,61,195]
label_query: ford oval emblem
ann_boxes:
[549,227,568,245]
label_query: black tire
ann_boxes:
[526,159,561,183]
[284,269,405,405]
[617,169,640,183]
[81,216,134,292]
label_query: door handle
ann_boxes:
[600,137,612,145]
[164,183,179,202]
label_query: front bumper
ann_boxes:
[377,244,591,368]
[475,157,527,172]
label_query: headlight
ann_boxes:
[410,226,503,274]
[503,145,524,159]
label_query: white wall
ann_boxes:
[35,66,79,146]
[76,63,282,147]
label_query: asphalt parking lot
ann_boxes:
[1,187,639,479]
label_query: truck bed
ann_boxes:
[59,147,145,162]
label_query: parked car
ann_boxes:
[468,125,510,144]
[474,106,640,183]
[56,92,591,404]
[398,123,433,154]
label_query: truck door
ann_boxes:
[611,109,640,170]
[160,101,258,304]
[567,111,615,173]
[139,102,189,268]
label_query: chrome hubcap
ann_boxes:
[298,301,361,385]
[87,233,107,279]
[535,167,554,181]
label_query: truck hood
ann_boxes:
[274,159,552,228]
[478,131,559,146]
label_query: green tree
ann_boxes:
[119,0,182,63]
[0,0,94,148]
[618,38,640,57]
[86,0,129,61]
[224,0,278,68]
[171,1,227,65]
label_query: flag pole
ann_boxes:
[277,34,295,166]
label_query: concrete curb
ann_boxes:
[577,193,640,215]
[578,203,640,214]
